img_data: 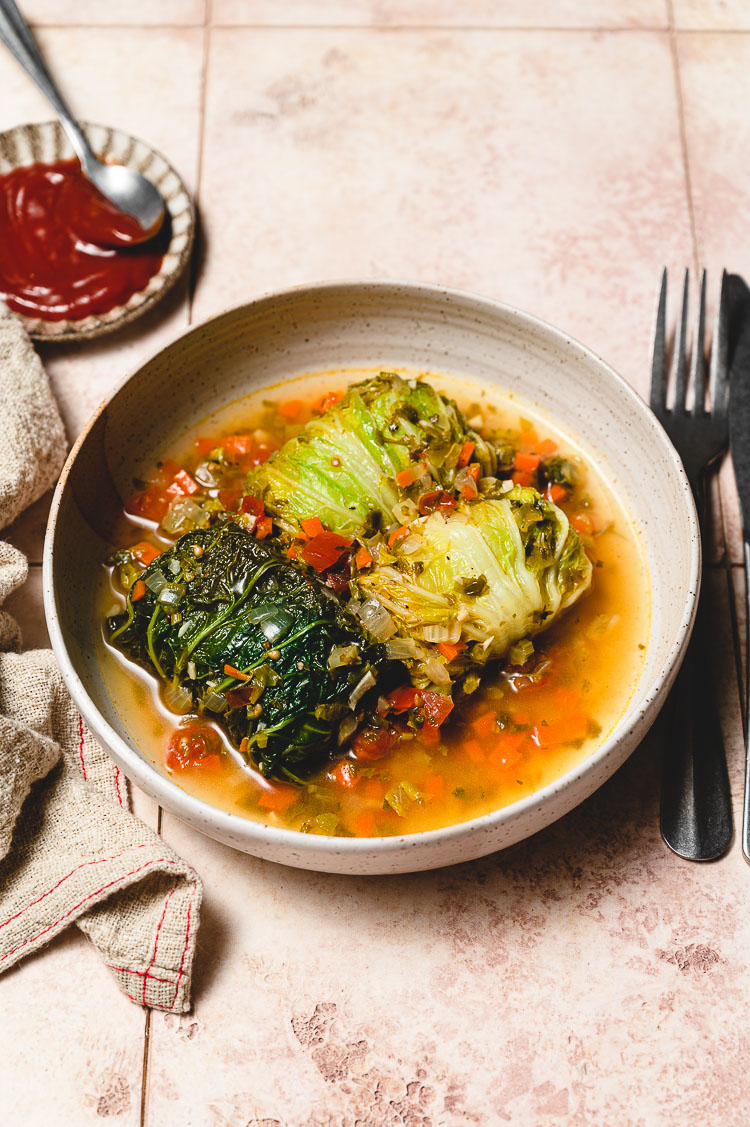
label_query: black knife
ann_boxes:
[726,273,750,863]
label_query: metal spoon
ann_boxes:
[0,0,164,239]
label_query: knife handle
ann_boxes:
[741,539,750,864]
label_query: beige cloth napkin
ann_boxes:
[0,304,202,1012]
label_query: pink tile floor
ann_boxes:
[3,2,750,1124]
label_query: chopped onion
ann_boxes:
[422,621,461,644]
[357,598,396,641]
[157,583,185,608]
[454,467,478,497]
[166,558,181,575]
[161,497,208,535]
[144,569,167,595]
[501,479,513,493]
[328,644,361,670]
[187,660,197,680]
[422,657,452,685]
[398,534,424,555]
[163,681,193,714]
[448,511,469,524]
[194,460,220,487]
[349,669,377,708]
[393,499,418,523]
[384,637,419,660]
[337,714,359,745]
[248,605,293,642]
[203,690,227,713]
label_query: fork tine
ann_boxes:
[673,269,690,413]
[690,269,707,417]
[650,267,668,413]
[709,269,730,417]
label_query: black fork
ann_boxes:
[649,268,732,860]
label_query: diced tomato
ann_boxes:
[300,516,325,539]
[257,785,299,813]
[166,723,222,771]
[241,495,264,516]
[351,725,396,761]
[467,463,481,483]
[354,545,373,570]
[300,530,353,571]
[351,812,376,836]
[278,399,301,421]
[419,690,454,728]
[131,541,160,566]
[225,684,253,710]
[546,483,568,505]
[419,490,456,516]
[387,686,420,713]
[388,525,410,548]
[255,515,273,539]
[511,470,533,488]
[223,434,254,459]
[395,466,417,488]
[436,641,465,661]
[130,579,146,602]
[125,485,170,523]
[194,436,217,456]
[457,440,475,468]
[324,556,352,594]
[332,761,359,789]
[248,442,277,467]
[219,487,242,512]
[534,438,558,456]
[514,451,540,473]
[168,469,200,496]
[286,544,299,560]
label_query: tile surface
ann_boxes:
[4,8,750,1127]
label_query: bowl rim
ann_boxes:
[0,119,195,342]
[43,277,699,857]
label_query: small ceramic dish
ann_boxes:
[43,281,698,874]
[0,120,194,342]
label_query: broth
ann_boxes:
[97,370,650,837]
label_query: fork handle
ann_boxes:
[660,478,733,860]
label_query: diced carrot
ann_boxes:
[422,774,444,799]
[333,761,359,789]
[511,470,533,488]
[457,440,475,468]
[531,715,588,750]
[278,399,301,421]
[534,438,558,455]
[351,811,376,837]
[247,441,277,467]
[471,710,498,737]
[546,483,567,505]
[571,512,594,536]
[286,544,299,560]
[223,434,254,459]
[130,579,146,602]
[300,516,325,539]
[255,515,274,539]
[315,390,343,414]
[223,664,251,682]
[490,731,526,768]
[467,463,481,483]
[436,641,465,661]
[360,778,386,800]
[464,739,485,763]
[355,545,373,570]
[395,466,417,488]
[554,687,584,711]
[519,428,538,447]
[299,530,352,570]
[388,525,410,548]
[461,483,477,500]
[194,436,216,456]
[131,541,160,566]
[257,785,299,813]
[514,451,540,473]
[420,724,441,747]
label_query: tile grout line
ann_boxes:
[666,2,699,276]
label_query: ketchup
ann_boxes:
[0,159,169,321]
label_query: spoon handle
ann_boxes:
[0,0,95,168]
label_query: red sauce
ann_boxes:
[0,158,168,321]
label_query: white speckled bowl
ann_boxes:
[43,281,698,874]
[0,121,194,341]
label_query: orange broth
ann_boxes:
[96,370,650,838]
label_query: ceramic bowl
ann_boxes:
[0,120,194,341]
[43,281,698,874]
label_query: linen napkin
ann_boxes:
[0,303,202,1012]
